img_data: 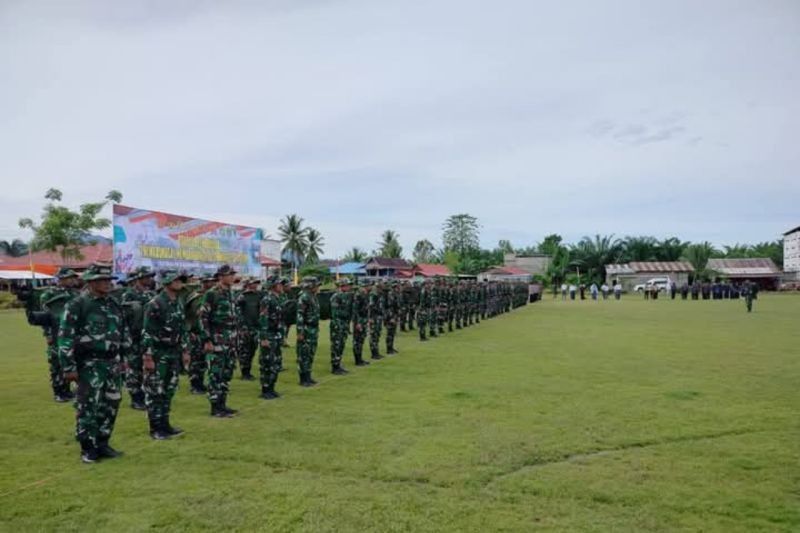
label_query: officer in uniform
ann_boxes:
[329,278,353,374]
[185,273,216,394]
[40,267,79,402]
[296,276,321,386]
[384,281,400,355]
[58,263,131,463]
[120,266,157,410]
[235,278,261,381]
[258,275,284,399]
[351,280,371,366]
[142,270,189,440]
[200,264,240,418]
[368,280,385,359]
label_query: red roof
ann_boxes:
[0,243,112,269]
[482,266,530,276]
[413,263,452,277]
[628,261,694,273]
[364,257,412,270]
[260,256,281,267]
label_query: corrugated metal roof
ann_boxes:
[414,263,452,277]
[606,264,635,275]
[707,258,780,277]
[364,257,412,269]
[628,261,695,272]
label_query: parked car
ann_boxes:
[633,277,671,292]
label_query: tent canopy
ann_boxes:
[0,270,54,280]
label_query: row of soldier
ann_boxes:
[31,263,528,463]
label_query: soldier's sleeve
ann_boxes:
[258,296,269,340]
[141,299,159,356]
[57,298,81,374]
[296,295,307,330]
[199,290,214,344]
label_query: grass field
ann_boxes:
[0,294,798,532]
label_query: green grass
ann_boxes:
[1,295,798,532]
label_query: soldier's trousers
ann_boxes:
[369,318,383,355]
[353,321,367,361]
[238,328,257,375]
[124,340,144,397]
[75,359,122,447]
[259,337,281,389]
[407,307,416,330]
[385,316,397,351]
[417,310,427,340]
[143,350,179,426]
[330,320,349,367]
[296,327,319,374]
[188,333,205,387]
[207,341,236,404]
[437,307,446,333]
[46,341,66,394]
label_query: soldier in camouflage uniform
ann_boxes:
[120,266,156,410]
[200,264,240,418]
[402,282,416,332]
[58,263,131,463]
[479,281,488,320]
[368,280,385,359]
[329,278,353,374]
[384,281,400,354]
[40,267,79,402]
[142,270,189,440]
[278,278,291,353]
[351,280,371,366]
[296,276,321,386]
[417,279,431,341]
[235,278,261,381]
[185,273,216,394]
[258,275,284,399]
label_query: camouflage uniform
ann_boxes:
[351,284,370,365]
[368,282,384,358]
[235,283,261,380]
[58,264,131,460]
[184,280,211,393]
[402,283,416,331]
[199,268,240,414]
[296,277,321,385]
[329,280,353,372]
[40,273,78,401]
[120,273,155,408]
[142,273,187,437]
[258,277,283,398]
[384,284,399,354]
[417,282,431,341]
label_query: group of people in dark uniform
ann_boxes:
[25,263,530,463]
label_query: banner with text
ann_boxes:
[113,205,263,280]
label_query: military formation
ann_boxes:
[27,262,529,463]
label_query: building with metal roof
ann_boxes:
[707,258,781,289]
[605,261,694,291]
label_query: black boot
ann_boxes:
[130,391,146,411]
[54,385,71,403]
[149,417,171,440]
[260,385,279,400]
[307,372,318,385]
[371,352,384,360]
[163,416,184,436]
[240,370,255,381]
[299,372,308,386]
[354,355,370,366]
[221,397,238,416]
[211,401,233,418]
[332,364,349,375]
[80,440,99,463]
[96,438,123,459]
[190,379,206,395]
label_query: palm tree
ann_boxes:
[377,230,403,258]
[278,214,308,267]
[0,239,29,257]
[683,241,718,281]
[621,236,658,261]
[570,234,623,284]
[342,247,367,263]
[305,227,325,263]
[657,237,687,261]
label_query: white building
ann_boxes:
[784,226,800,280]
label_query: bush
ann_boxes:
[0,292,23,309]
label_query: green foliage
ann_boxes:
[569,234,623,285]
[278,214,309,267]
[342,247,367,263]
[497,239,514,255]
[2,296,799,530]
[18,188,123,262]
[298,262,331,282]
[304,227,325,264]
[722,240,783,269]
[537,234,563,257]
[0,239,29,257]
[442,213,480,255]
[412,239,436,264]
[376,230,403,258]
[682,241,718,281]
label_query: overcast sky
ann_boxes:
[1,0,798,257]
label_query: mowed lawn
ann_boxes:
[0,295,798,532]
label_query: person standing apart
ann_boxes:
[296,276,321,386]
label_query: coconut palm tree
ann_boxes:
[412,239,436,263]
[305,227,325,264]
[377,230,403,258]
[570,234,623,284]
[342,247,367,263]
[278,214,308,267]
